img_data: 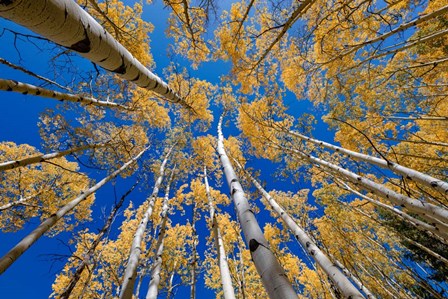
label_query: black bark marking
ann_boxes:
[36,90,41,95]
[130,73,140,82]
[231,178,238,184]
[70,28,91,53]
[112,56,126,74]
[22,91,28,95]
[431,182,438,188]
[231,188,237,195]
[6,87,12,91]
[153,81,158,89]
[306,241,311,247]
[249,239,260,252]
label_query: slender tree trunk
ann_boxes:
[0,79,135,111]
[119,144,175,299]
[233,159,365,299]
[166,266,177,299]
[0,143,105,172]
[0,0,188,107]
[275,143,448,230]
[337,180,448,243]
[0,146,147,274]
[204,166,236,299]
[146,167,176,299]
[217,114,297,299]
[286,130,448,194]
[60,182,138,299]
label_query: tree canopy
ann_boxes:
[0,0,447,298]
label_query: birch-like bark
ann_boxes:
[275,143,448,230]
[287,130,448,194]
[119,145,175,299]
[0,143,104,172]
[0,0,188,108]
[60,182,138,299]
[217,115,297,299]
[0,193,40,211]
[404,237,448,265]
[337,180,448,243]
[330,256,376,299]
[0,79,135,111]
[233,159,365,299]
[146,167,176,299]
[204,166,236,299]
[0,146,147,274]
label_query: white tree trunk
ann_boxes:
[217,115,297,299]
[0,0,188,107]
[279,144,448,231]
[204,166,236,299]
[287,130,448,194]
[146,167,175,299]
[0,146,147,274]
[330,257,377,299]
[233,159,365,299]
[0,79,134,111]
[0,143,103,171]
[337,180,448,243]
[119,145,175,299]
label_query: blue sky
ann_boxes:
[0,1,336,298]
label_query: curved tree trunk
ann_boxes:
[119,144,175,299]
[233,159,365,299]
[0,146,148,274]
[0,0,189,107]
[0,79,135,111]
[204,166,236,299]
[146,167,176,299]
[217,114,297,299]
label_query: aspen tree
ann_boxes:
[204,166,237,299]
[0,146,148,274]
[119,144,175,299]
[217,114,297,299]
[58,182,138,299]
[0,0,189,107]
[0,79,135,111]
[146,167,176,299]
[233,158,366,299]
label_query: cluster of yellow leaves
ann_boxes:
[238,98,292,160]
[51,201,153,298]
[167,70,214,125]
[129,86,171,128]
[0,142,93,234]
[313,183,418,298]
[175,178,230,214]
[165,0,211,68]
[79,0,154,68]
